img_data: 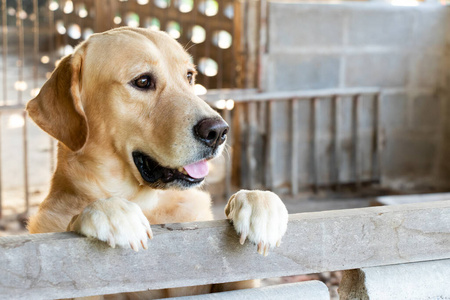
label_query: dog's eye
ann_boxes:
[132,74,155,90]
[187,72,194,85]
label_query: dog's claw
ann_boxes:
[239,231,247,245]
[141,239,148,250]
[130,241,139,252]
[276,239,281,247]
[147,228,153,239]
[108,235,116,248]
[257,242,264,255]
[263,244,270,256]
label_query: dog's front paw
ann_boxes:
[225,190,288,256]
[68,197,152,251]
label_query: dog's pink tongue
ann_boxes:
[183,160,209,179]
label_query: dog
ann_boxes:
[26,27,288,298]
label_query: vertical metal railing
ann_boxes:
[264,100,274,190]
[0,0,5,219]
[331,95,339,190]
[290,98,299,195]
[18,0,30,215]
[310,97,319,193]
[351,94,360,190]
[373,93,381,182]
[48,0,56,173]
[206,88,382,196]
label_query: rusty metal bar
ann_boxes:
[352,94,361,190]
[264,100,274,190]
[22,110,29,215]
[258,0,268,91]
[0,0,6,219]
[1,0,7,107]
[373,93,381,182]
[216,1,224,90]
[27,0,39,217]
[48,0,55,173]
[246,101,257,190]
[310,97,318,193]
[331,95,340,190]
[33,0,39,92]
[222,108,232,200]
[241,0,249,88]
[16,0,29,215]
[239,102,248,189]
[202,0,211,88]
[232,0,241,88]
[0,112,2,219]
[190,0,199,59]
[290,98,299,195]
[17,0,24,105]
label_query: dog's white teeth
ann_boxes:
[176,167,189,175]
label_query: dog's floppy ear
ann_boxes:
[26,47,88,152]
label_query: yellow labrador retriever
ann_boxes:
[26,27,288,298]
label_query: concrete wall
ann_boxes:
[262,2,450,189]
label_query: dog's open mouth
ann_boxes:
[132,151,208,186]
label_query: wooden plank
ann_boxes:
[2,201,450,299]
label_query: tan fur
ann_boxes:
[28,28,217,234]
[27,27,288,299]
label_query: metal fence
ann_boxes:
[205,88,382,198]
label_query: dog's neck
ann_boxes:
[50,141,160,211]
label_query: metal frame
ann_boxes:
[205,88,382,197]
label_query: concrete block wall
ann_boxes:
[263,2,450,189]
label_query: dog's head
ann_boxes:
[27,27,228,189]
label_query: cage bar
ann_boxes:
[352,94,361,190]
[310,97,318,193]
[290,98,299,195]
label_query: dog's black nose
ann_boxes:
[194,118,229,148]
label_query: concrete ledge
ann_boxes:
[339,259,450,300]
[375,192,450,206]
[1,200,450,299]
[167,281,330,300]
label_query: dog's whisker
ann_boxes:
[184,40,192,51]
[222,144,232,161]
[185,42,198,53]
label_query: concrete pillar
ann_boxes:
[339,259,450,300]
[168,281,330,300]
